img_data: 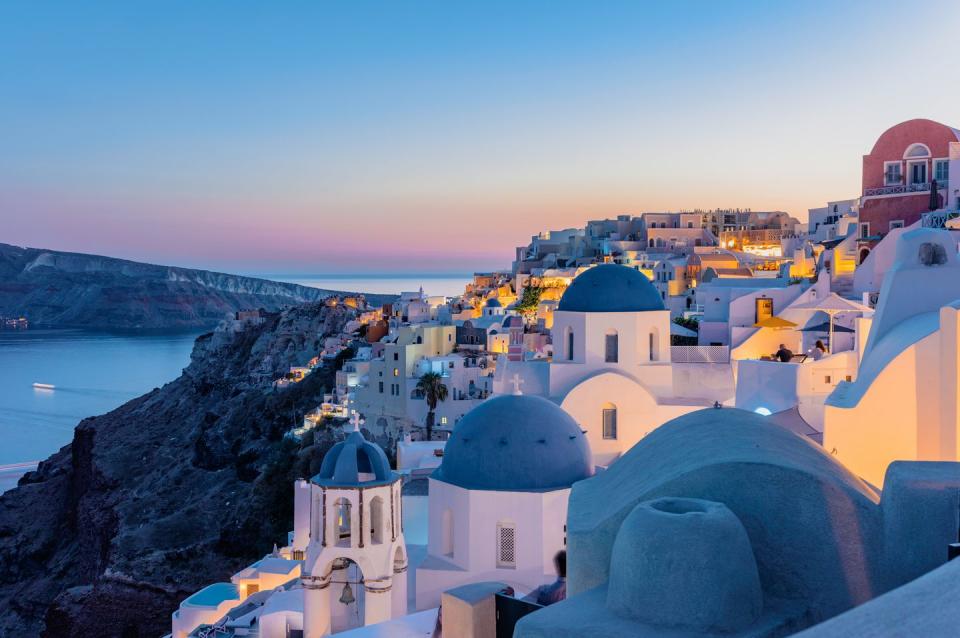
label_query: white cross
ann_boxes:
[510,373,524,396]
[350,410,364,432]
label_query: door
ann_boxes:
[911,162,927,185]
[755,298,774,324]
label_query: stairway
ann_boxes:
[832,272,855,298]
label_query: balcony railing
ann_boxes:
[671,345,730,363]
[864,181,944,197]
[922,210,960,229]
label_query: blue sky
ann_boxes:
[2,1,958,273]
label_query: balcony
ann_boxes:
[864,181,944,197]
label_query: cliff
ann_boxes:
[0,243,364,329]
[0,300,396,637]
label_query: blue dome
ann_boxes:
[314,430,396,487]
[558,264,665,312]
[485,298,502,308]
[434,395,593,491]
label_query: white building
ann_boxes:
[415,393,593,609]
[824,228,960,486]
[497,264,733,467]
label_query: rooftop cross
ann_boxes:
[510,373,524,396]
[350,410,364,432]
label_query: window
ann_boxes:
[441,510,454,557]
[884,162,902,185]
[393,368,399,377]
[370,496,384,545]
[845,375,853,382]
[496,522,516,568]
[649,330,660,361]
[334,498,352,547]
[567,330,574,361]
[935,159,949,183]
[905,143,931,158]
[824,375,832,384]
[605,332,619,363]
[378,381,384,393]
[890,220,904,230]
[860,222,870,239]
[393,352,399,361]
[246,584,260,596]
[292,550,304,561]
[440,416,448,425]
[602,404,618,440]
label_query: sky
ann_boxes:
[2,1,959,275]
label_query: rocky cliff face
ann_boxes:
[0,243,366,329]
[0,300,393,637]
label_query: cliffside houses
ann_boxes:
[171,117,960,638]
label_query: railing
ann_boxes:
[922,210,960,229]
[864,182,944,197]
[671,345,730,363]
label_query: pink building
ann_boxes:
[858,119,959,262]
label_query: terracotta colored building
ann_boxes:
[858,119,959,260]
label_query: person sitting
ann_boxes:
[524,550,567,606]
[774,344,794,363]
[809,340,827,361]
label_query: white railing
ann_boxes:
[922,210,960,229]
[864,182,944,197]
[671,345,730,363]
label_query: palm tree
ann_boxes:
[416,372,449,441]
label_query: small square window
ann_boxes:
[824,375,832,384]
[845,375,852,382]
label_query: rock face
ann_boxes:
[0,301,392,637]
[0,242,363,329]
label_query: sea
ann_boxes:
[0,274,472,493]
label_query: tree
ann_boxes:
[416,372,449,441]
[513,284,544,317]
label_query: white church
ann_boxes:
[496,263,733,466]
[415,392,594,608]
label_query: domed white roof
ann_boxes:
[558,264,665,312]
[434,395,593,491]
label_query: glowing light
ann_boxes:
[754,407,772,416]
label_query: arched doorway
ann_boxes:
[859,248,871,265]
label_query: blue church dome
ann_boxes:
[314,430,396,487]
[485,297,502,308]
[434,394,593,491]
[558,264,665,312]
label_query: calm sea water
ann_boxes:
[267,274,472,299]
[0,274,474,493]
[0,330,199,491]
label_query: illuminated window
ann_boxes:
[393,368,399,377]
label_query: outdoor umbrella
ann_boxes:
[790,293,872,351]
[799,322,855,333]
[753,316,798,329]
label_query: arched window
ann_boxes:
[904,143,931,158]
[566,328,575,361]
[649,329,660,362]
[602,402,618,440]
[496,521,517,568]
[441,509,454,557]
[604,329,619,363]
[370,496,384,545]
[334,498,352,547]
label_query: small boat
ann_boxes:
[32,383,55,390]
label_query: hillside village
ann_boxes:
[168,118,960,638]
